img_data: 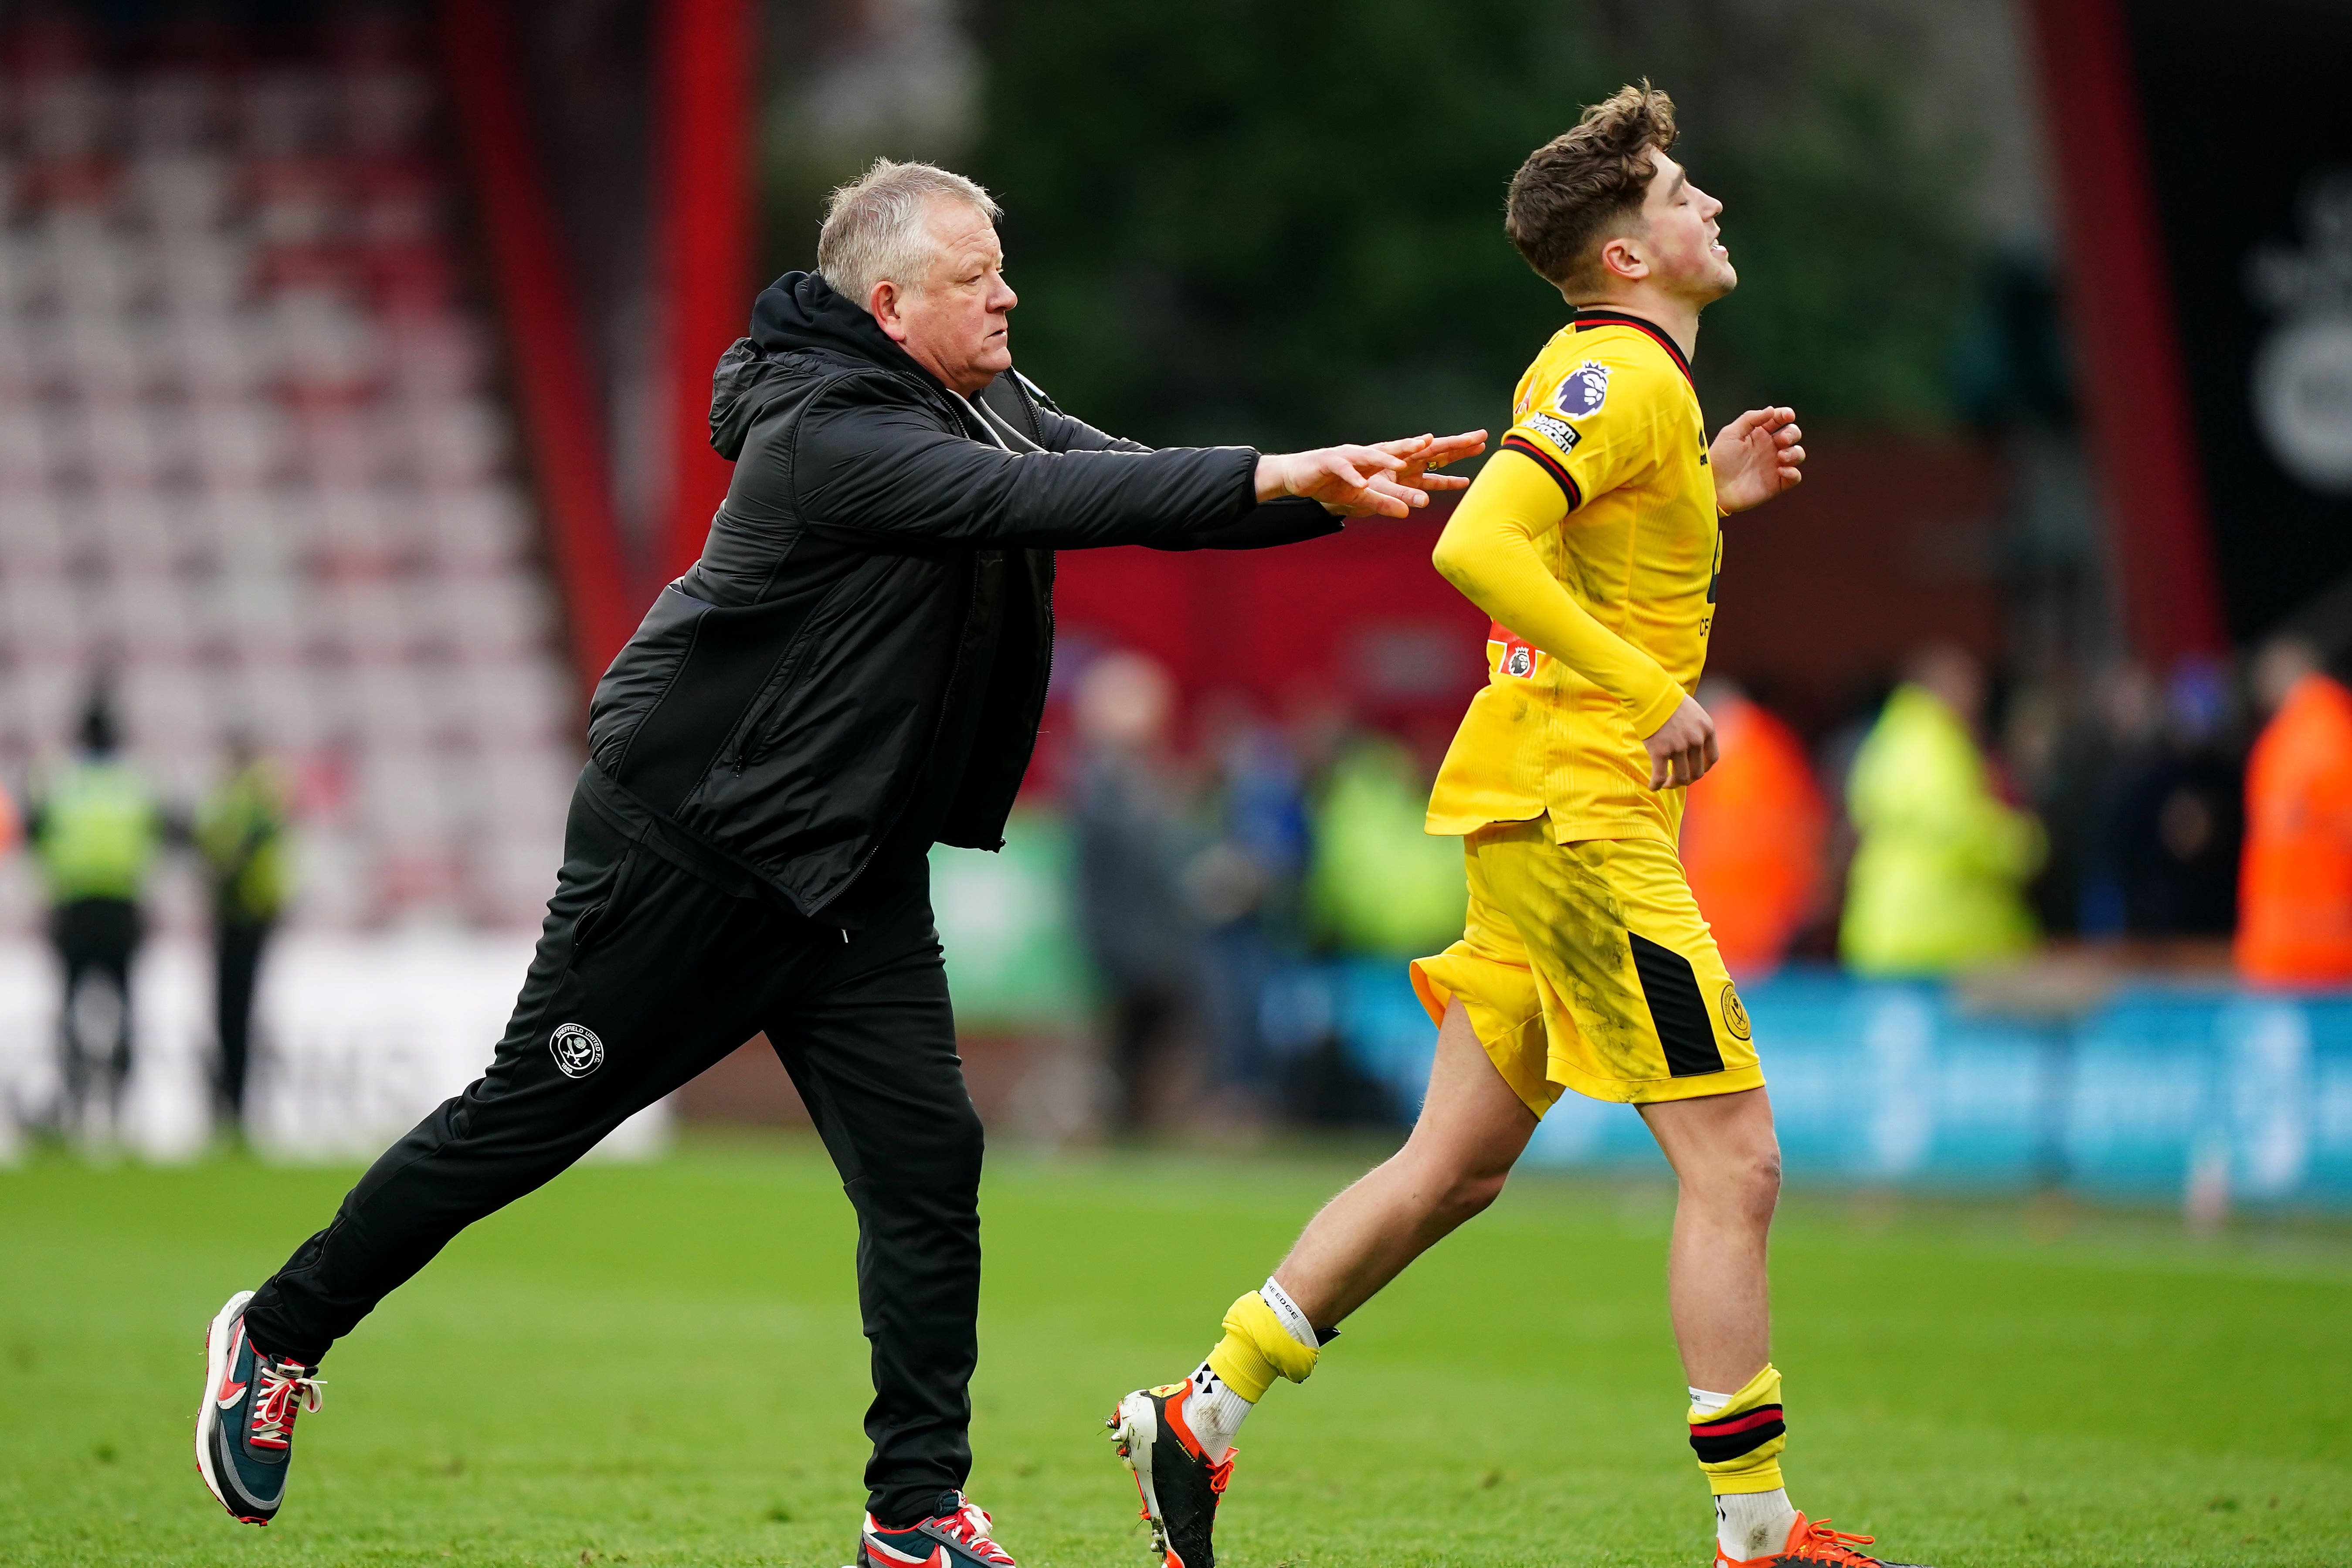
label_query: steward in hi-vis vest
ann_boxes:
[30,692,161,1132]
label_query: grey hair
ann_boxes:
[817,158,1001,306]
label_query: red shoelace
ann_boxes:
[248,1359,324,1452]
[936,1498,1016,1567]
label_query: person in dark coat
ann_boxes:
[192,157,1483,1561]
[196,733,291,1134]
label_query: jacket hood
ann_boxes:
[708,271,944,460]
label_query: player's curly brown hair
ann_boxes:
[1506,81,1679,298]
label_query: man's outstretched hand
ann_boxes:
[1642,694,1718,790]
[1708,407,1804,513]
[1257,430,1488,517]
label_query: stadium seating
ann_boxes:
[0,34,577,934]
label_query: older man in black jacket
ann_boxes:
[193,159,1482,1560]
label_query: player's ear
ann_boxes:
[1599,233,1648,282]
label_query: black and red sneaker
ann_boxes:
[1108,1382,1233,1568]
[194,1289,324,1525]
[858,1490,1019,1568]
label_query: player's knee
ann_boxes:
[1686,1141,1778,1219]
[1438,1165,1510,1224]
[1734,1145,1782,1217]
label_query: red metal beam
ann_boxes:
[434,0,639,694]
[657,0,755,584]
[2026,0,2227,661]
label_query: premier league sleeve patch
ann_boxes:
[1553,360,1611,419]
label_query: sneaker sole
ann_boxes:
[1108,1391,1173,1566]
[193,1290,265,1525]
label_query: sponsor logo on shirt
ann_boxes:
[1526,411,1581,451]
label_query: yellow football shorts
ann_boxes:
[1410,820,1762,1113]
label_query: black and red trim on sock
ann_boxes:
[1689,1403,1785,1465]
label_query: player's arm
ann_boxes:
[1431,447,1715,790]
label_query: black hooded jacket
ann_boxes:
[581,272,1340,918]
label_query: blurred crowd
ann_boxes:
[1054,633,2352,1129]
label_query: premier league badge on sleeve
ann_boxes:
[1556,360,1611,418]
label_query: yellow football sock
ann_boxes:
[1687,1363,1786,1495]
[1201,1290,1318,1404]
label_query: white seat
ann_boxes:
[122,663,214,750]
[187,400,292,487]
[407,395,509,484]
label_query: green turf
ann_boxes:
[2,1132,2347,1567]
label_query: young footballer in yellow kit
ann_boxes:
[1108,85,1931,1568]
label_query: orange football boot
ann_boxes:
[1714,1512,1931,1567]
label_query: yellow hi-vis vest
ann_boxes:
[35,759,161,904]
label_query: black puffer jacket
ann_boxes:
[583,271,1340,918]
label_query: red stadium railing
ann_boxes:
[434,0,639,695]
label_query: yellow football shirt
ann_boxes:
[1425,310,1721,846]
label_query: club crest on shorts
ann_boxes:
[1719,983,1751,1041]
[550,1022,604,1078]
[1556,360,1610,418]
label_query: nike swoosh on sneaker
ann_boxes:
[215,1377,247,1409]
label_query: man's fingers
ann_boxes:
[1424,430,1489,462]
[1418,471,1473,490]
[1773,422,1804,448]
[1364,475,1432,509]
[1348,487,1412,518]
[1779,443,1805,466]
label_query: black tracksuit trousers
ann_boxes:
[242,784,984,1527]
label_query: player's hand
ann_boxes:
[1374,429,1487,496]
[1256,442,1426,517]
[1641,695,1717,790]
[1708,407,1804,513]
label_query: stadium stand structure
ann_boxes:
[0,25,579,933]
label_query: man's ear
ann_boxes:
[1599,233,1649,283]
[870,279,911,343]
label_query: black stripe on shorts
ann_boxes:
[1628,930,1725,1078]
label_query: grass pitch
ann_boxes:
[2,1132,2347,1567]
